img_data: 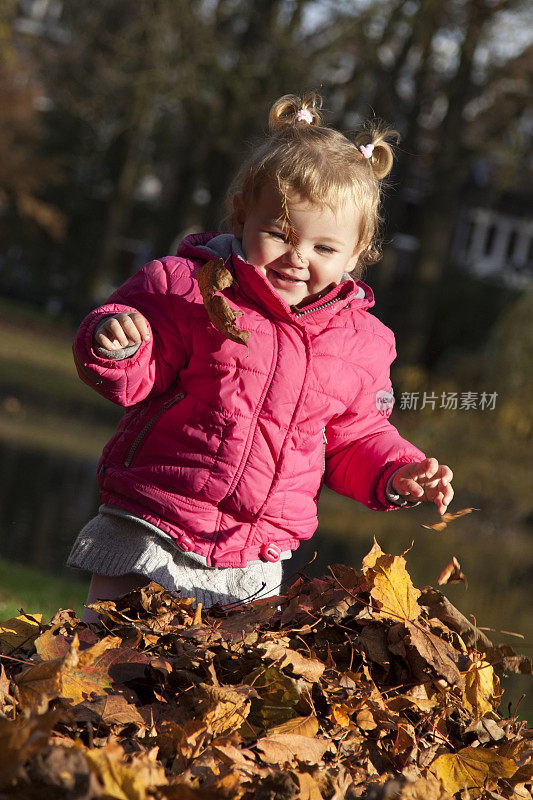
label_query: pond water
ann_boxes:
[0,441,100,577]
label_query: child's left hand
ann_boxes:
[392,457,453,515]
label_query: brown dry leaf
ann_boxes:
[16,657,63,712]
[255,734,331,766]
[398,776,453,799]
[462,658,501,718]
[196,258,250,346]
[363,549,421,623]
[268,714,319,737]
[419,587,493,651]
[484,643,533,675]
[421,507,479,531]
[0,665,14,712]
[75,693,146,728]
[0,710,62,789]
[430,746,517,794]
[258,641,325,682]
[404,621,466,687]
[329,704,351,729]
[0,612,42,653]
[296,771,324,799]
[83,739,167,799]
[437,556,468,587]
[199,683,253,736]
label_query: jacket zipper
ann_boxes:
[73,346,103,386]
[322,427,328,473]
[293,296,344,318]
[124,392,185,467]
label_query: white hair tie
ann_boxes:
[295,108,314,124]
[358,143,375,159]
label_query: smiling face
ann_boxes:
[233,183,364,308]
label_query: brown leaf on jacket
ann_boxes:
[196,258,250,346]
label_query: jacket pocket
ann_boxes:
[124,392,185,467]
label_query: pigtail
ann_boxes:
[269,92,323,131]
[353,128,398,180]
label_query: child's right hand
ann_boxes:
[94,312,150,350]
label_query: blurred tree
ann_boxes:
[0,3,64,246]
[318,0,531,364]
[8,0,531,335]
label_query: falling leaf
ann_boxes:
[436,556,468,586]
[362,545,421,622]
[196,259,250,346]
[430,746,516,794]
[462,658,501,718]
[0,612,42,653]
[484,643,533,675]
[421,507,479,531]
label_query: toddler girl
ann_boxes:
[68,93,453,623]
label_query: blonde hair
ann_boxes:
[228,92,398,269]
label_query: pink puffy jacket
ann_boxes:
[73,233,425,567]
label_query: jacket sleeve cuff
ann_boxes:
[96,342,142,360]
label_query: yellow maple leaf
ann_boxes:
[82,740,166,800]
[0,613,42,654]
[430,746,516,794]
[363,544,421,622]
[362,538,385,571]
[462,658,502,718]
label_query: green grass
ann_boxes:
[0,556,87,623]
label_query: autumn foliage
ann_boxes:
[0,541,531,799]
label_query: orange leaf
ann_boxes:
[421,507,479,531]
[436,556,467,586]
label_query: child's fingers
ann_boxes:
[94,330,117,350]
[130,312,150,341]
[94,313,150,350]
[395,476,425,499]
[119,314,145,344]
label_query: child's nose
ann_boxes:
[284,244,308,267]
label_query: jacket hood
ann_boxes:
[176,232,376,322]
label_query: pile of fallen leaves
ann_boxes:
[1,540,531,800]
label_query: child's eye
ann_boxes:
[268,231,286,240]
[316,245,334,254]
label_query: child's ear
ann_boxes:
[232,193,246,237]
